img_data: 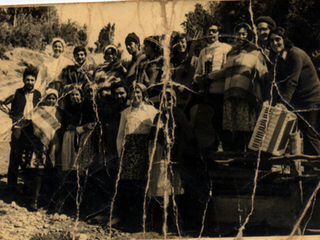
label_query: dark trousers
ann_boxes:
[115,179,146,232]
[7,123,34,189]
[299,107,320,156]
[206,93,233,151]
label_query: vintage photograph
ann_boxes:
[0,0,320,239]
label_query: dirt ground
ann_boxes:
[0,48,186,240]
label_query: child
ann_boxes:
[7,66,41,195]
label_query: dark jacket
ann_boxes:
[149,107,193,163]
[61,61,96,87]
[137,56,164,99]
[125,53,146,87]
[10,87,41,124]
[94,60,126,84]
[271,46,320,110]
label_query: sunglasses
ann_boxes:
[208,29,219,34]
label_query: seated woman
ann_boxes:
[27,88,63,211]
[94,45,127,84]
[268,27,320,155]
[208,22,268,152]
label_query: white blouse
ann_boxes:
[116,102,158,157]
[35,55,74,95]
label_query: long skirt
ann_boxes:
[223,98,260,132]
[61,130,78,172]
[77,129,98,173]
[148,142,184,197]
[120,134,149,180]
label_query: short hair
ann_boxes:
[111,81,129,96]
[23,66,38,81]
[73,46,87,57]
[204,20,221,34]
[171,32,187,49]
[268,27,293,49]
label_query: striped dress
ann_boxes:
[222,42,268,132]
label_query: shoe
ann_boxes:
[5,186,17,195]
[29,200,38,212]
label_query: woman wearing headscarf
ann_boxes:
[35,38,74,95]
[77,82,100,173]
[268,27,320,155]
[117,83,158,178]
[26,88,63,211]
[115,83,158,231]
[93,44,127,85]
[208,22,268,151]
[60,85,83,172]
[56,85,83,213]
[147,87,194,232]
[137,35,164,104]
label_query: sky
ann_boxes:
[55,1,197,47]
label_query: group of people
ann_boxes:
[5,15,320,233]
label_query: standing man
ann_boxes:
[107,82,130,161]
[7,67,41,194]
[124,33,146,87]
[193,21,232,151]
[255,16,276,56]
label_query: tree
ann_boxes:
[181,0,320,72]
[95,23,115,53]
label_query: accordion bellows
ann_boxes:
[249,103,297,156]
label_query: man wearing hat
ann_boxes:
[125,32,146,87]
[255,16,276,55]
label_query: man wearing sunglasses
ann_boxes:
[193,21,232,152]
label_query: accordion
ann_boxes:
[248,103,297,156]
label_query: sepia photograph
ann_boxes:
[0,0,320,239]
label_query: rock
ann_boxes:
[60,214,68,221]
[11,201,17,208]
[14,222,23,228]
[77,233,88,240]
[21,207,28,213]
[43,223,50,228]
[53,213,60,221]
[36,212,42,217]
[35,224,42,229]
